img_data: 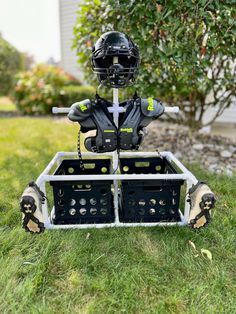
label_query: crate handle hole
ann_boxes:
[84,163,96,169]
[135,162,150,168]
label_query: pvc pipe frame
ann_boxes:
[36,151,198,230]
[52,106,179,115]
[44,89,190,230]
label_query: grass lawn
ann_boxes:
[0,116,235,314]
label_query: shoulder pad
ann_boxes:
[68,99,93,122]
[140,98,164,118]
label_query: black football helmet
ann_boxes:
[91,31,140,88]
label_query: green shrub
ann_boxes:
[0,36,23,95]
[74,0,236,130]
[61,85,96,107]
[13,64,81,114]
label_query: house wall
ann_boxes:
[204,102,236,124]
[59,0,83,81]
[202,89,236,134]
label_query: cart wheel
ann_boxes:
[20,183,45,234]
[188,181,216,229]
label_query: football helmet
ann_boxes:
[91,31,140,88]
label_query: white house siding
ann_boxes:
[204,103,236,124]
[202,90,236,132]
[59,0,83,81]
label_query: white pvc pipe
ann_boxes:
[164,106,179,113]
[43,173,187,182]
[36,152,61,186]
[120,151,170,157]
[35,150,196,229]
[52,107,70,114]
[112,56,120,171]
[112,56,120,223]
[52,106,179,115]
[56,151,172,158]
[47,221,185,229]
[57,151,114,157]
[52,106,126,114]
[36,151,190,184]
[48,207,185,229]
[165,152,198,184]
[40,183,51,225]
[108,107,125,113]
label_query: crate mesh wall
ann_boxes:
[119,157,184,222]
[50,159,114,224]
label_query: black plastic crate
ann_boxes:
[50,159,114,224]
[119,157,184,222]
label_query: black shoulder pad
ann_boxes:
[140,98,164,118]
[68,99,93,122]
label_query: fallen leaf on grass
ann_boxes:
[86,232,90,240]
[188,241,199,257]
[201,249,212,261]
[188,240,197,250]
[22,261,36,266]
